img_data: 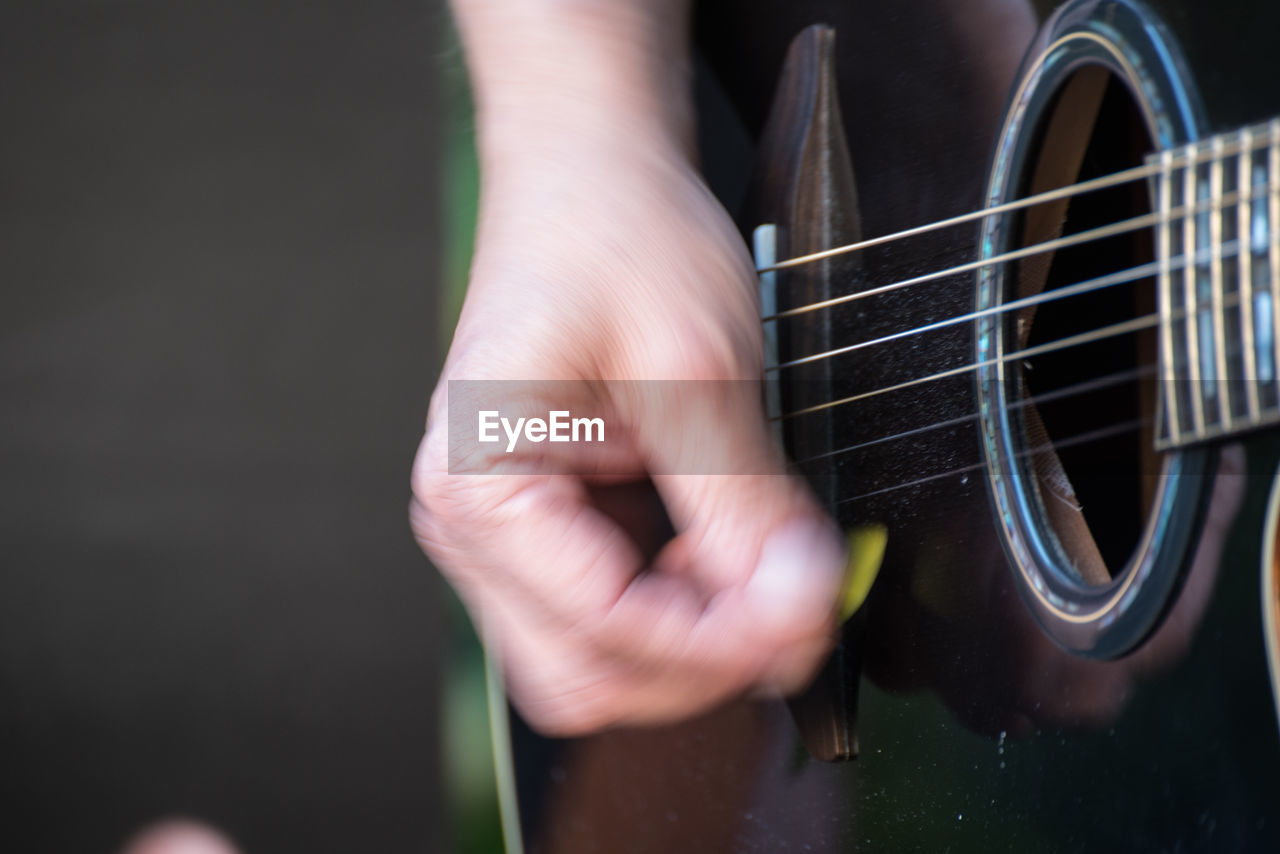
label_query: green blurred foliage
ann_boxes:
[438,19,504,854]
[440,24,478,346]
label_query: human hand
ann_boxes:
[119,821,239,854]
[410,11,846,734]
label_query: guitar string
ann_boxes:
[756,131,1278,503]
[766,240,1239,373]
[760,183,1260,324]
[776,302,1249,515]
[788,364,1153,466]
[755,164,1154,274]
[770,281,1250,423]
[768,259,1146,373]
[790,281,1259,470]
[770,312,1160,422]
[832,416,1151,506]
[756,129,1271,277]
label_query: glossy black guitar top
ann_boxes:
[503,2,1280,850]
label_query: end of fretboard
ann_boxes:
[1151,118,1280,452]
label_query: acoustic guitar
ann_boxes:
[495,1,1280,850]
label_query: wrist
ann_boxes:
[452,0,695,171]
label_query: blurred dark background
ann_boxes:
[0,2,453,851]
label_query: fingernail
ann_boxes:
[745,517,846,627]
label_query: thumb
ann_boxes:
[634,378,848,691]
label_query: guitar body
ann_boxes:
[503,2,1280,850]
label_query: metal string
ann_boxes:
[788,364,1154,466]
[773,288,1244,462]
[766,240,1241,374]
[760,185,1260,324]
[758,130,1271,494]
[769,312,1161,422]
[833,416,1151,506]
[756,129,1271,277]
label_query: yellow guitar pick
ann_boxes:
[840,524,887,620]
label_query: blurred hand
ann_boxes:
[119,821,239,854]
[410,4,845,735]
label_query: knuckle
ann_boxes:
[710,645,771,692]
[769,634,837,693]
[410,418,451,505]
[508,665,624,738]
[768,609,839,656]
[409,445,457,547]
[524,698,618,738]
[409,420,502,527]
[408,420,502,570]
[647,324,758,383]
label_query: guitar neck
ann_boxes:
[1154,118,1280,450]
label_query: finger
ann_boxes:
[629,378,848,688]
[119,821,240,854]
[589,512,846,688]
[414,457,769,693]
[414,377,843,697]
[485,581,750,735]
[585,480,673,564]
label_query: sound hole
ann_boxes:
[1010,67,1157,587]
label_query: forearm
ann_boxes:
[449,0,695,171]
